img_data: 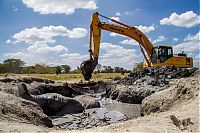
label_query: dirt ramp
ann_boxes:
[0,91,53,127]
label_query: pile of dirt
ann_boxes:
[141,70,199,115]
[106,67,198,104]
[118,66,197,85]
[0,76,54,84]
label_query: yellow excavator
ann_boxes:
[81,12,193,80]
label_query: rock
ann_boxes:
[0,91,53,127]
[117,91,134,103]
[17,83,84,116]
[110,89,119,100]
[75,95,100,109]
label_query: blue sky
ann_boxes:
[0,0,199,69]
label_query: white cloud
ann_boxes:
[5,25,88,68]
[110,25,155,37]
[152,36,167,44]
[174,41,199,53]
[125,11,133,15]
[22,0,97,15]
[4,52,39,65]
[99,43,140,69]
[12,6,18,12]
[174,32,199,53]
[110,16,120,21]
[7,26,87,45]
[125,9,141,15]
[60,53,88,68]
[115,12,121,16]
[173,38,179,42]
[27,44,68,53]
[6,39,11,43]
[160,11,200,28]
[184,32,199,42]
[110,33,126,37]
[136,25,155,34]
[120,39,138,45]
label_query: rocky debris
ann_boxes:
[0,91,53,127]
[105,67,198,104]
[170,115,194,130]
[118,66,198,85]
[109,77,167,104]
[141,71,199,115]
[75,95,100,109]
[17,83,84,116]
[0,76,54,84]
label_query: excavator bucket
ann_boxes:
[80,59,98,80]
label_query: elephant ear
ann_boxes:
[17,82,30,98]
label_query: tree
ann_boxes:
[103,66,113,73]
[3,58,25,73]
[55,66,61,75]
[132,62,143,72]
[0,63,6,73]
[61,65,71,73]
[95,64,102,73]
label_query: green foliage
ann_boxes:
[0,63,6,73]
[3,58,25,73]
[55,66,61,75]
[61,65,71,73]
[132,62,143,72]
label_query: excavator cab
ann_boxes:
[151,46,173,64]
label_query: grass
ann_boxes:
[0,73,129,82]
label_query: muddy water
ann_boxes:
[53,97,141,130]
[100,98,141,118]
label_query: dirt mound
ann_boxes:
[118,66,197,85]
[141,70,199,115]
[0,91,53,127]
[106,67,198,104]
[0,76,54,84]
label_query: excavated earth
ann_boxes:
[0,66,199,132]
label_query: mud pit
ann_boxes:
[0,66,198,131]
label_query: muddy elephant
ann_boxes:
[17,83,84,116]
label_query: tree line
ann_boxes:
[0,58,142,74]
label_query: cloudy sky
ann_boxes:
[0,0,199,69]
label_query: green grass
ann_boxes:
[0,73,129,82]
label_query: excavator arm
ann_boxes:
[81,12,154,80]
